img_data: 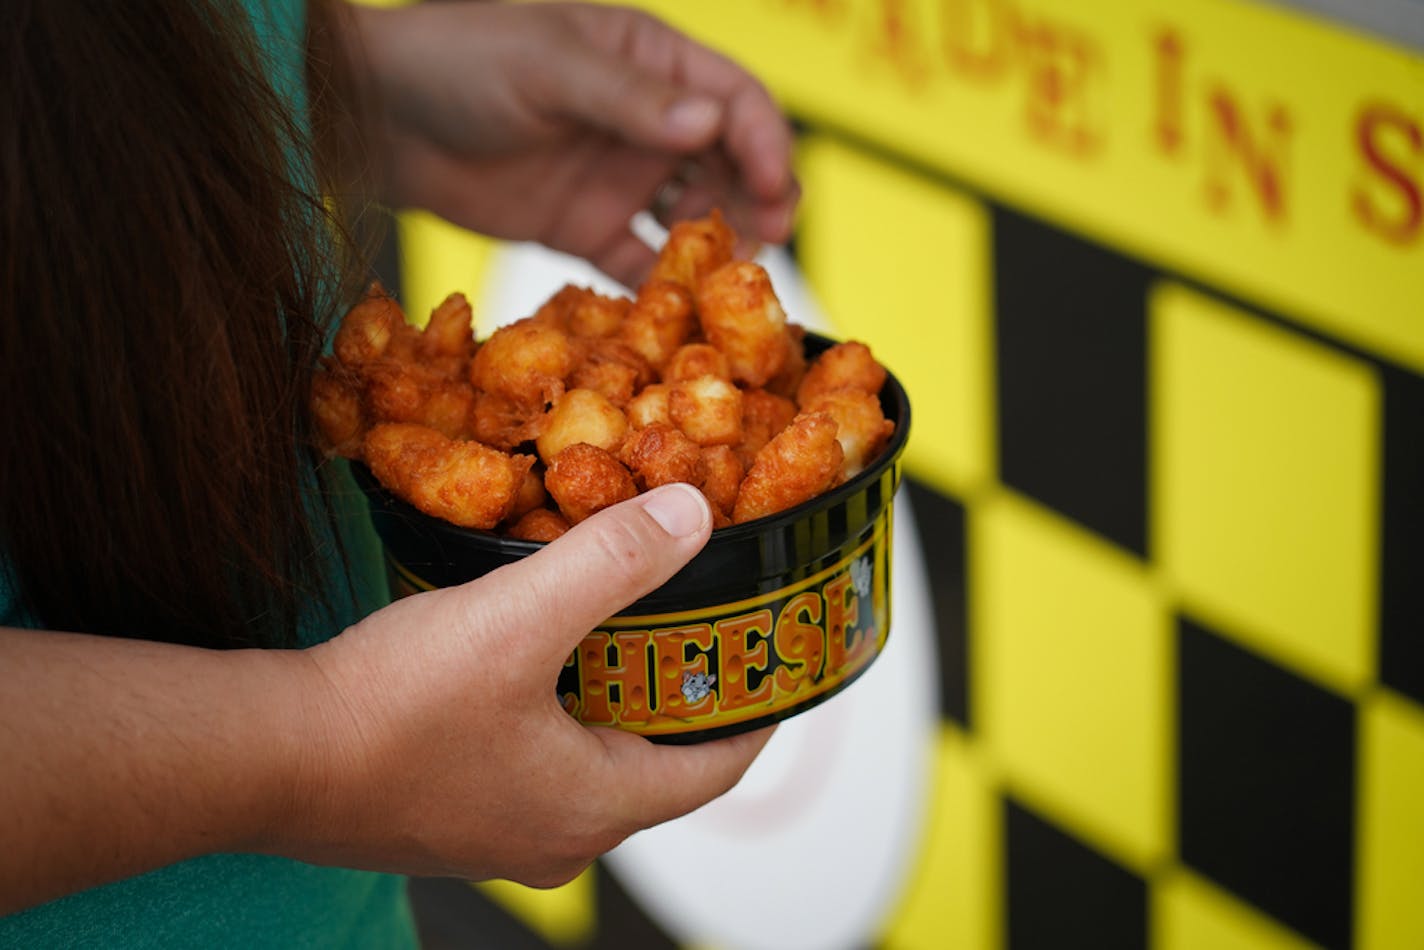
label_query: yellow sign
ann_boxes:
[627,0,1424,372]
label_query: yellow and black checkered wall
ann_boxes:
[376,1,1424,947]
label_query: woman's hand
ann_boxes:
[294,484,770,887]
[0,485,767,912]
[343,2,800,287]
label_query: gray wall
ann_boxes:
[1266,0,1424,50]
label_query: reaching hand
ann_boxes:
[297,484,771,887]
[347,1,800,287]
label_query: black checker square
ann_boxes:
[404,864,683,950]
[1005,796,1148,950]
[905,477,970,728]
[1379,362,1424,707]
[591,860,679,950]
[993,206,1152,558]
[408,878,552,950]
[1178,615,1355,949]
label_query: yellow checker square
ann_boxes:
[1357,691,1424,950]
[796,136,995,498]
[972,492,1171,871]
[396,209,499,335]
[1151,282,1380,694]
[880,725,1000,950]
[1153,868,1316,950]
[477,867,596,947]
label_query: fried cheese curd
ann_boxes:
[470,319,580,407]
[802,389,896,480]
[646,209,736,291]
[545,442,638,524]
[314,214,895,535]
[695,260,790,387]
[364,423,535,530]
[732,412,843,525]
[536,388,628,463]
[620,423,702,491]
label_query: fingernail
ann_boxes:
[664,96,720,137]
[641,484,708,538]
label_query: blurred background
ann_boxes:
[360,1,1424,947]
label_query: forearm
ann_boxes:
[0,627,327,914]
[324,0,498,211]
[319,0,455,209]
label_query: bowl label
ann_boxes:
[556,521,892,737]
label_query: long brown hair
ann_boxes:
[0,0,373,648]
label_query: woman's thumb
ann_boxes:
[469,484,713,670]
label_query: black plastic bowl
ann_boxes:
[354,334,911,743]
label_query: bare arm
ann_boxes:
[0,485,771,915]
[0,629,321,913]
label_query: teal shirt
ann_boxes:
[0,2,419,946]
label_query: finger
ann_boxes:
[662,152,799,252]
[596,724,777,828]
[639,30,797,210]
[748,172,801,246]
[663,170,764,261]
[551,41,726,154]
[719,80,797,207]
[551,9,797,241]
[661,151,736,223]
[650,57,797,227]
[466,484,712,671]
[554,7,795,195]
[532,145,673,274]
